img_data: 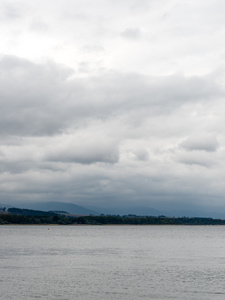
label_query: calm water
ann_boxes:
[1,225,225,299]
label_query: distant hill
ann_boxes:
[2,201,164,217]
[0,203,13,210]
[8,207,56,216]
[16,201,100,216]
[99,206,164,217]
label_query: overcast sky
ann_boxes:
[1,0,225,216]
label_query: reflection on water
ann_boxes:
[1,225,225,299]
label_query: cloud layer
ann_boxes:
[1,0,225,216]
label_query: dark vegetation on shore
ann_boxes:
[1,207,225,225]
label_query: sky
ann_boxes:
[1,0,225,216]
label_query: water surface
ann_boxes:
[1,225,225,299]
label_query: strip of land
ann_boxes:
[1,213,225,225]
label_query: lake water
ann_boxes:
[1,225,225,299]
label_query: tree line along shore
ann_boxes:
[1,211,225,225]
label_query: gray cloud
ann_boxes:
[177,151,216,168]
[82,45,105,53]
[29,19,49,32]
[180,134,219,152]
[1,2,21,20]
[121,28,142,39]
[0,55,224,205]
[45,136,119,164]
[1,55,223,138]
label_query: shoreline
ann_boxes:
[1,223,224,226]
